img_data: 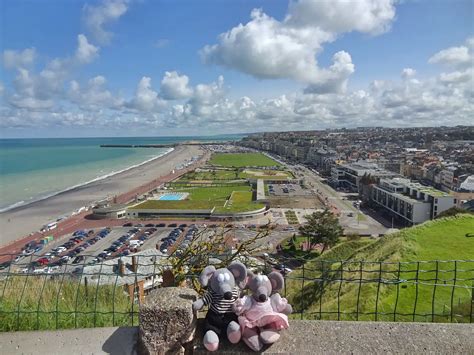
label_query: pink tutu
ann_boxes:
[237,297,289,331]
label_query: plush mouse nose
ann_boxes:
[224,291,233,300]
[258,294,267,302]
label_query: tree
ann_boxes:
[299,209,343,253]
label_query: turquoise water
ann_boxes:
[158,193,186,201]
[0,135,243,212]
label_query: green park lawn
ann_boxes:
[179,168,293,182]
[209,153,281,167]
[130,185,263,213]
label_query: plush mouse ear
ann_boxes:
[199,265,216,287]
[268,271,284,292]
[244,270,255,289]
[227,262,247,289]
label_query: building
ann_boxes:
[371,178,456,225]
[330,161,399,192]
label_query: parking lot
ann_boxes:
[1,220,297,275]
[268,183,312,197]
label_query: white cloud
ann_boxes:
[159,71,193,100]
[68,75,124,110]
[201,0,396,92]
[83,0,129,44]
[286,0,396,35]
[401,68,416,79]
[304,51,355,94]
[428,44,472,68]
[75,34,99,64]
[3,48,36,69]
[129,76,167,112]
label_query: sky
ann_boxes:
[1,0,473,138]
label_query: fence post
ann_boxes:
[356,261,363,321]
[393,262,401,322]
[450,260,457,322]
[375,262,382,321]
[412,261,420,322]
[431,261,439,322]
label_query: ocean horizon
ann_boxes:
[0,134,244,212]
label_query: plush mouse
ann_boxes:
[193,262,247,352]
[233,271,292,352]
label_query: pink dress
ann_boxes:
[235,295,289,331]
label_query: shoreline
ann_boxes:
[0,144,204,248]
[0,148,174,214]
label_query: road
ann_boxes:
[293,165,390,236]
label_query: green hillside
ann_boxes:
[285,214,474,322]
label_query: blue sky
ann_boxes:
[1,0,473,137]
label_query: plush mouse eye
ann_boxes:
[224,273,230,281]
[257,275,263,283]
[263,275,269,282]
[218,274,225,283]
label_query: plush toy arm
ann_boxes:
[233,295,251,315]
[193,291,212,311]
[192,298,205,311]
[270,293,293,315]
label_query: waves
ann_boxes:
[0,148,174,213]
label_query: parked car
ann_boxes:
[145,223,154,227]
[72,256,85,264]
[36,257,49,265]
[123,222,133,227]
[168,223,177,227]
[156,223,166,227]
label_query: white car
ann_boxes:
[56,247,67,253]
[47,266,60,273]
[14,255,23,262]
[60,256,70,262]
[34,268,48,274]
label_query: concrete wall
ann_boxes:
[1,321,473,354]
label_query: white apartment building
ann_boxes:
[371,178,456,225]
[330,161,399,192]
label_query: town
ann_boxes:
[239,126,474,226]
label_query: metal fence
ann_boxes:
[0,253,473,332]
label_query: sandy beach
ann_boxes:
[0,144,203,247]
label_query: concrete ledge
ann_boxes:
[0,321,472,354]
[0,326,138,355]
[193,320,474,354]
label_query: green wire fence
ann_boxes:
[0,253,473,332]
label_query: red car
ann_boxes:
[37,257,49,265]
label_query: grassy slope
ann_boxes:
[209,153,281,167]
[0,276,135,331]
[285,215,474,322]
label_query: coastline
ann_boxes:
[0,148,174,213]
[0,144,203,247]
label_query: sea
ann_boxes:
[0,135,244,213]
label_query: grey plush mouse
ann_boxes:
[233,271,292,351]
[193,262,247,352]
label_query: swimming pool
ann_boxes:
[158,193,186,201]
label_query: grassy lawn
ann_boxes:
[283,215,474,322]
[179,167,293,182]
[180,170,241,181]
[215,191,265,213]
[0,276,136,331]
[130,185,264,213]
[209,153,281,167]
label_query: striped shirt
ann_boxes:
[203,287,240,314]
